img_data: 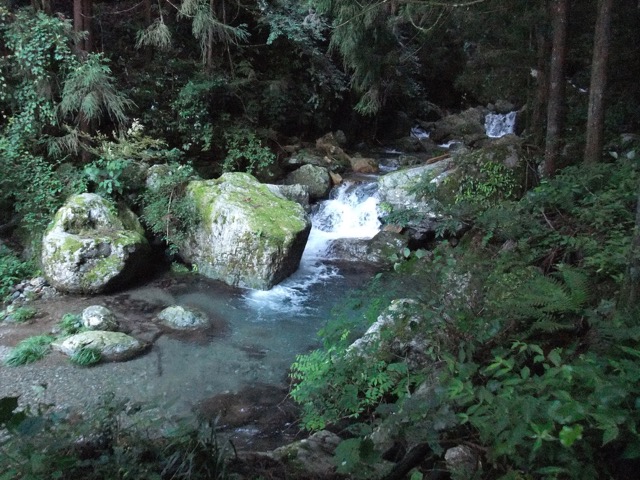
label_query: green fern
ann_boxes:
[511,265,589,334]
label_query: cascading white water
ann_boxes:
[485,111,517,138]
[245,180,380,313]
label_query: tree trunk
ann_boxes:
[543,0,569,177]
[584,0,614,164]
[531,26,550,145]
[144,0,152,25]
[618,186,640,315]
[74,0,93,53]
[205,0,215,72]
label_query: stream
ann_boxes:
[0,177,382,450]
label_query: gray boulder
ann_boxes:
[429,107,488,144]
[267,430,342,478]
[52,331,146,362]
[378,158,454,214]
[266,184,311,212]
[41,193,149,294]
[82,305,118,331]
[157,305,208,329]
[326,231,409,267]
[180,173,311,290]
[348,299,440,368]
[284,164,332,201]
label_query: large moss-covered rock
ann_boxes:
[378,158,454,213]
[181,173,311,290]
[41,193,148,294]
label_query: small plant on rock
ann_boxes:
[69,346,102,367]
[57,313,84,336]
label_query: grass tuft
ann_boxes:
[5,335,53,366]
[69,346,102,367]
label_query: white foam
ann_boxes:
[485,111,517,138]
[244,181,380,315]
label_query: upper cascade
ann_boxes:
[485,111,517,138]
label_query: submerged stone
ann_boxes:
[157,305,208,330]
[180,173,311,290]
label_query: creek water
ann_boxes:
[0,178,382,449]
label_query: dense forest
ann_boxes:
[1,0,640,479]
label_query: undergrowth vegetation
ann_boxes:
[0,393,231,480]
[289,156,640,478]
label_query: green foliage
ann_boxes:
[4,306,37,323]
[58,53,133,132]
[139,163,198,255]
[453,160,519,208]
[173,77,229,151]
[222,127,276,175]
[0,246,34,299]
[477,159,639,281]
[0,132,85,239]
[4,335,52,367]
[289,279,428,431]
[56,313,84,336]
[178,0,249,66]
[1,10,77,137]
[69,346,102,367]
[0,393,232,479]
[289,158,640,478]
[313,0,446,114]
[84,124,182,198]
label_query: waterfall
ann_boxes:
[485,111,517,138]
[245,180,380,313]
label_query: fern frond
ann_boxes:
[557,265,589,310]
[59,53,132,129]
[46,128,84,157]
[529,318,574,333]
[135,19,172,50]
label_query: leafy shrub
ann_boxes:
[85,125,183,199]
[139,162,198,255]
[0,392,232,479]
[222,127,276,175]
[0,246,34,299]
[289,159,640,478]
[4,335,52,367]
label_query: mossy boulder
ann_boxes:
[429,107,488,144]
[41,193,149,294]
[181,173,311,290]
[377,158,455,214]
[284,164,332,201]
[441,135,529,206]
[52,330,147,362]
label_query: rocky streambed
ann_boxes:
[0,269,372,451]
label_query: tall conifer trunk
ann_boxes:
[543,0,569,177]
[73,0,92,53]
[584,0,614,164]
[618,186,640,314]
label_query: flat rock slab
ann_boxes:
[53,331,147,362]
